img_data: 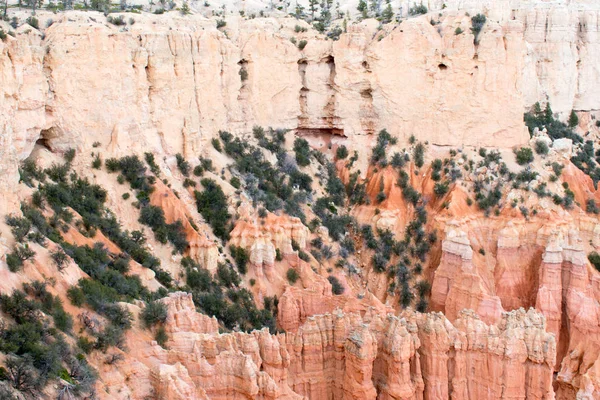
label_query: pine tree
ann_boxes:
[381,3,393,23]
[357,0,368,18]
[308,0,318,19]
[568,110,579,128]
[181,1,190,14]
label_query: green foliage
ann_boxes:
[107,15,126,26]
[413,143,425,168]
[589,252,600,271]
[229,245,249,274]
[408,3,427,15]
[293,138,312,167]
[19,159,46,187]
[524,102,582,142]
[140,301,168,328]
[51,249,68,271]
[0,286,95,396]
[286,268,299,284]
[514,147,534,165]
[6,245,36,272]
[144,152,161,176]
[534,140,549,155]
[182,258,275,333]
[92,155,102,169]
[155,326,168,347]
[67,287,85,307]
[216,19,226,28]
[297,40,307,50]
[568,110,579,128]
[434,181,449,197]
[327,275,344,295]
[64,149,76,164]
[26,16,39,29]
[194,179,231,241]
[212,138,223,152]
[455,27,463,35]
[175,154,190,176]
[5,215,31,242]
[371,129,397,165]
[336,145,349,159]
[470,13,486,42]
[138,205,189,253]
[587,199,599,214]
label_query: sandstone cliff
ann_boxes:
[2,2,600,209]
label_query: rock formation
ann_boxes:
[2,1,600,398]
[3,2,600,207]
[123,292,556,400]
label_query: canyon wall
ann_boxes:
[118,291,556,400]
[2,2,600,209]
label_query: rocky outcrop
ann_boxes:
[229,202,310,266]
[126,292,556,400]
[150,181,219,271]
[430,215,600,397]
[3,2,600,206]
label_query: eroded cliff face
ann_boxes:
[117,292,556,400]
[2,2,600,399]
[3,2,600,210]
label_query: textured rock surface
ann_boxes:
[2,2,600,398]
[124,292,556,400]
[3,1,600,207]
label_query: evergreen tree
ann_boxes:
[568,110,579,128]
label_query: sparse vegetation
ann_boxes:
[514,147,534,165]
[286,268,299,284]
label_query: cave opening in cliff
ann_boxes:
[35,129,54,152]
[438,63,448,70]
[295,127,345,137]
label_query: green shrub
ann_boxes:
[294,138,311,167]
[67,286,85,307]
[92,155,102,169]
[19,159,46,187]
[327,275,344,295]
[297,40,307,50]
[534,140,549,155]
[5,215,31,242]
[286,268,299,284]
[216,19,226,28]
[140,301,168,328]
[155,326,168,347]
[455,27,463,35]
[433,181,449,197]
[211,138,222,152]
[470,13,486,42]
[194,179,231,241]
[229,245,249,274]
[107,15,126,26]
[413,143,425,168]
[51,249,68,271]
[26,16,39,29]
[175,154,190,176]
[589,252,600,271]
[336,145,348,159]
[409,3,427,15]
[587,199,600,214]
[371,129,397,165]
[568,110,579,128]
[514,147,534,165]
[144,152,161,176]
